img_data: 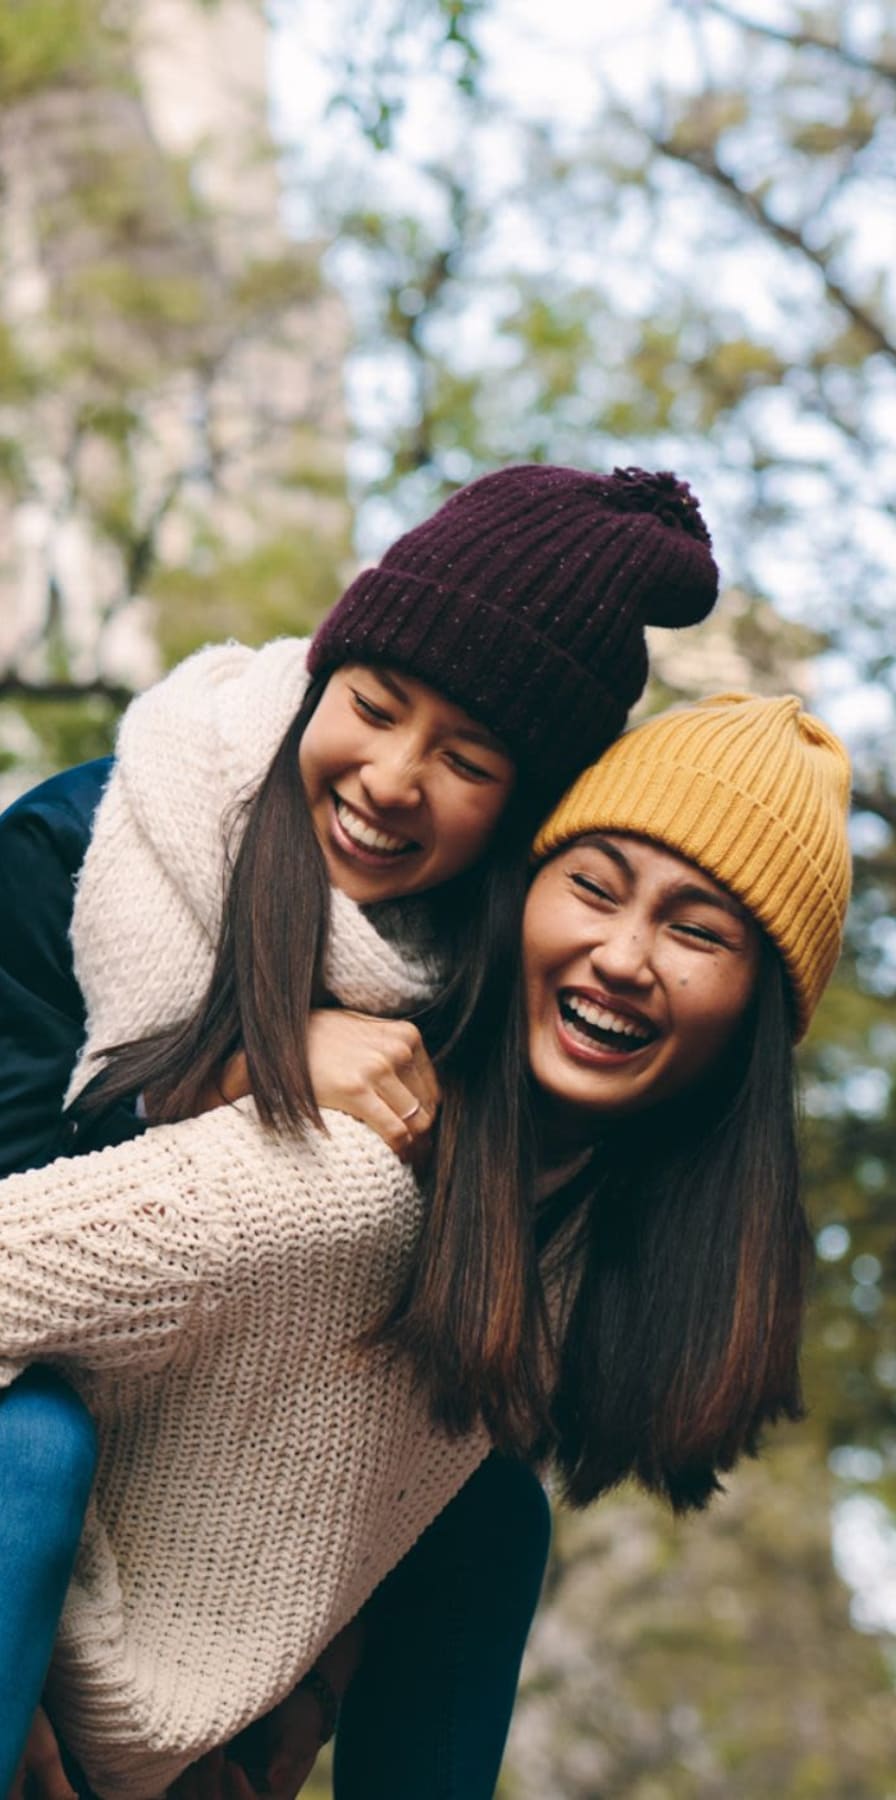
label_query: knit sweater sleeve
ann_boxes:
[0,1112,239,1384]
[0,1103,415,1387]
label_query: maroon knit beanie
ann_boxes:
[308,463,719,798]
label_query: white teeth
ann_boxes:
[334,796,411,855]
[566,994,651,1040]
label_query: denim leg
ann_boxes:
[333,1453,551,1800]
[0,1369,97,1794]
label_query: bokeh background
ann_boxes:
[1,1,894,1793]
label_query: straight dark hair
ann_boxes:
[75,676,334,1131]
[382,935,811,1510]
[547,937,811,1512]
[75,674,550,1444]
[368,851,551,1457]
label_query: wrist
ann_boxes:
[315,1614,365,1698]
[298,1663,340,1745]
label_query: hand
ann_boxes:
[9,1707,77,1800]
[254,1686,324,1798]
[191,1013,441,1165]
[229,1618,364,1799]
[168,1745,258,1800]
[307,1010,441,1164]
[193,1051,252,1117]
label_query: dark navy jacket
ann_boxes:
[0,760,147,1177]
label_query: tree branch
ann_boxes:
[653,135,896,366]
[689,0,896,85]
[0,674,134,708]
[852,786,896,835]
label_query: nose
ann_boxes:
[360,741,423,813]
[588,916,655,989]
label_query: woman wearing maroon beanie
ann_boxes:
[1,464,717,1798]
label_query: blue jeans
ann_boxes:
[334,1453,551,1798]
[0,1369,97,1796]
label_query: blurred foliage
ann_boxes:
[0,0,349,787]
[0,0,113,100]
[150,527,348,664]
[502,1441,896,1798]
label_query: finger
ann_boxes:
[386,1023,441,1115]
[325,1083,419,1158]
[222,1760,257,1800]
[271,1756,318,1800]
[21,1713,77,1800]
[407,1037,441,1115]
[196,1749,226,1800]
[218,1050,250,1104]
[377,1071,438,1138]
[34,1761,78,1800]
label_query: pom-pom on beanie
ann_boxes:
[532,692,853,1039]
[308,464,719,799]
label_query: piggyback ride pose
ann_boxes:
[0,463,718,1798]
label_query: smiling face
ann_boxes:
[298,664,517,903]
[523,831,762,1134]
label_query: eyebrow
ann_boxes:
[667,882,748,923]
[371,669,509,755]
[577,834,749,923]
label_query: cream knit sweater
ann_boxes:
[0,641,490,1797]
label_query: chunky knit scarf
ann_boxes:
[0,641,490,1797]
[66,637,436,1104]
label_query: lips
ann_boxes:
[331,793,419,860]
[558,988,658,1056]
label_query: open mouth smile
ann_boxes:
[332,793,419,860]
[558,989,659,1056]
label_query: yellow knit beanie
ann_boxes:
[533,693,852,1039]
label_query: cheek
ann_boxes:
[435,786,508,861]
[677,971,754,1067]
[297,710,334,789]
[297,732,316,789]
[297,686,357,788]
[521,881,579,991]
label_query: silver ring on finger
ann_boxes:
[400,1101,422,1122]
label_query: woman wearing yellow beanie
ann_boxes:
[386,691,852,1520]
[525,690,852,1510]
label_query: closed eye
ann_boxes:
[673,922,727,946]
[446,750,494,782]
[570,873,617,903]
[352,689,393,725]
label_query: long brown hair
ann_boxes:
[383,936,811,1511]
[75,677,333,1131]
[74,680,550,1429]
[549,941,810,1510]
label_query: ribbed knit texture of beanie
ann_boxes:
[532,693,852,1038]
[308,464,719,800]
